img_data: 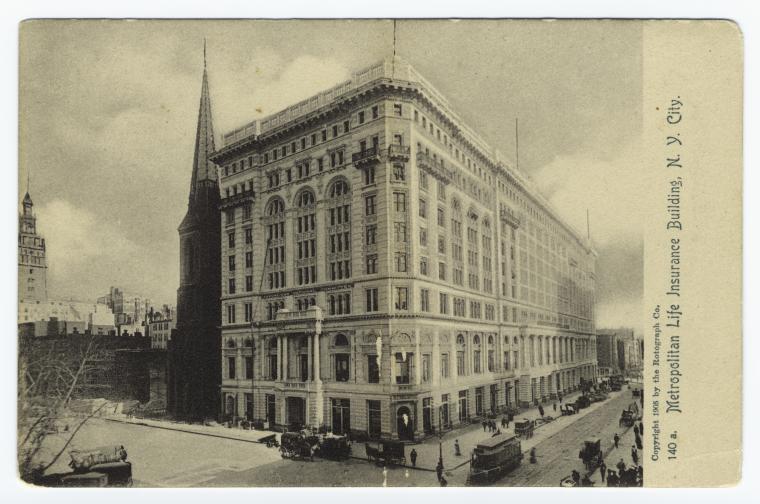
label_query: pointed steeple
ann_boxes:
[189,44,217,200]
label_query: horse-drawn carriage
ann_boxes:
[280,430,320,460]
[619,402,641,427]
[467,434,523,485]
[319,434,351,460]
[365,439,406,466]
[578,439,602,471]
[514,419,535,439]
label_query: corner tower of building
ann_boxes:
[18,191,48,303]
[169,54,222,420]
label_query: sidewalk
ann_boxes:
[385,389,629,474]
[105,415,277,444]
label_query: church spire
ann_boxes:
[189,42,216,199]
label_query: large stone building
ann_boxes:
[168,55,222,420]
[211,57,597,439]
[18,191,48,303]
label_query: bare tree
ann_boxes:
[17,335,103,483]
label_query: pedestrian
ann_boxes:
[501,416,507,429]
[436,460,443,481]
[635,431,643,450]
[633,424,639,436]
[529,447,537,464]
[613,432,620,449]
[607,469,619,487]
[553,402,557,412]
[538,405,545,418]
[482,420,487,432]
[454,439,461,457]
[639,421,643,435]
[616,458,626,473]
[599,460,607,482]
[410,448,418,467]
[631,445,639,466]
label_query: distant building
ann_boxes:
[18,190,48,303]
[98,287,151,335]
[146,307,176,350]
[18,299,115,336]
[597,327,641,377]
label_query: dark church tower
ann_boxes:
[168,53,221,420]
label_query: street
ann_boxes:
[40,387,642,487]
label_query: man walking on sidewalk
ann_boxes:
[599,459,607,482]
[410,448,418,467]
[614,433,620,449]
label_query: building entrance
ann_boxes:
[331,398,351,434]
[396,405,414,440]
[287,396,306,428]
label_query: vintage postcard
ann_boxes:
[16,19,742,488]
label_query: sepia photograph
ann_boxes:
[14,17,741,490]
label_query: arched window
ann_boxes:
[456,334,465,345]
[227,339,236,349]
[244,338,252,348]
[334,333,349,346]
[327,178,352,281]
[265,197,286,290]
[295,189,317,286]
[473,334,481,345]
[488,335,494,345]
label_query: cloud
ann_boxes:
[35,199,144,300]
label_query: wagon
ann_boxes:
[467,433,523,485]
[620,409,636,427]
[578,439,602,471]
[319,434,351,460]
[365,442,379,462]
[280,431,318,460]
[88,461,133,487]
[514,419,535,439]
[376,439,406,466]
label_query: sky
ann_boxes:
[19,19,643,331]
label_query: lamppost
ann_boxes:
[437,406,444,469]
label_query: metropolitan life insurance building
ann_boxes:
[200,57,597,440]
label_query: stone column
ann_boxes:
[451,334,458,384]
[277,335,283,381]
[432,328,441,387]
[307,332,313,381]
[283,335,289,380]
[414,328,422,385]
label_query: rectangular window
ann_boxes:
[335,354,350,381]
[366,254,378,274]
[245,356,253,379]
[419,198,427,218]
[228,278,236,294]
[437,208,445,226]
[243,204,252,220]
[420,228,427,247]
[227,304,236,324]
[372,105,379,119]
[438,262,446,281]
[245,275,253,292]
[343,120,350,133]
[244,302,253,322]
[422,354,431,382]
[420,256,428,276]
[367,355,380,383]
[228,356,236,379]
[358,111,365,124]
[394,192,406,212]
[365,225,377,245]
[245,228,253,244]
[394,352,411,384]
[228,232,235,248]
[228,255,236,271]
[364,166,375,185]
[365,195,376,216]
[395,287,408,310]
[245,251,253,268]
[439,292,449,314]
[420,288,430,312]
[457,352,466,377]
[394,222,407,243]
[438,237,446,254]
[365,288,379,312]
[332,125,339,137]
[395,252,407,273]
[393,103,402,116]
[441,353,449,378]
